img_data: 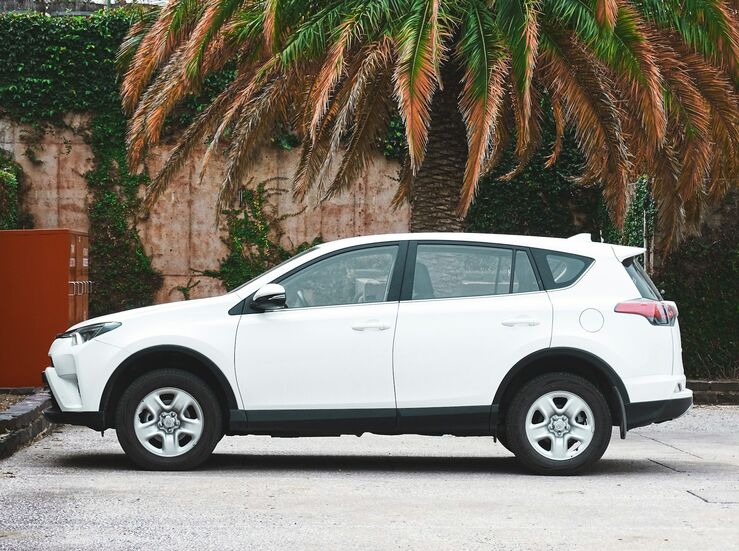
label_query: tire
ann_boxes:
[115,369,223,470]
[505,372,612,475]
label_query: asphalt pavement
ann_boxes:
[1,406,737,550]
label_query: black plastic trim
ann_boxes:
[614,386,628,439]
[227,405,493,437]
[624,396,692,430]
[43,406,106,431]
[492,347,631,409]
[99,345,239,421]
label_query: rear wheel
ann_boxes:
[115,369,223,470]
[506,372,612,475]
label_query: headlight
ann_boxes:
[58,322,121,345]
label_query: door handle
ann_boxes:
[352,321,391,331]
[502,318,540,327]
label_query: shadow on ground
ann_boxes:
[52,452,668,477]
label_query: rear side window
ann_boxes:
[531,249,594,290]
[624,257,662,300]
[410,244,541,300]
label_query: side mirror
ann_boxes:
[252,283,287,311]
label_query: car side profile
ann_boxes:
[43,233,692,475]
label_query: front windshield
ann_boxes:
[229,246,321,293]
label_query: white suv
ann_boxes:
[43,233,692,474]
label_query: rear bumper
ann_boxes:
[625,394,693,430]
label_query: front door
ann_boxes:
[234,243,404,433]
[393,242,553,433]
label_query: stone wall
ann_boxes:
[0,117,410,303]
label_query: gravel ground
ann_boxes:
[0,394,24,412]
[0,406,737,551]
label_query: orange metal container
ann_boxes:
[0,229,90,387]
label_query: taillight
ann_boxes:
[614,299,678,326]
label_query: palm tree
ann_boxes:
[120,0,738,249]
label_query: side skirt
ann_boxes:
[227,406,493,437]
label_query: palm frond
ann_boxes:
[218,67,301,212]
[142,70,255,212]
[121,0,201,114]
[393,0,444,172]
[540,26,631,225]
[457,1,509,214]
[324,70,394,199]
[496,0,540,149]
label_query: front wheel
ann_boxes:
[506,372,612,475]
[115,369,223,470]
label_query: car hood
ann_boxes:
[66,292,241,332]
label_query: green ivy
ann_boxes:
[0,11,128,123]
[85,110,162,316]
[383,114,406,160]
[0,11,162,315]
[655,202,738,379]
[0,150,22,229]
[466,121,607,239]
[203,184,321,291]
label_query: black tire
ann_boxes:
[115,369,223,471]
[505,372,612,475]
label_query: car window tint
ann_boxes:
[513,250,540,293]
[280,246,398,308]
[531,249,594,290]
[413,244,513,299]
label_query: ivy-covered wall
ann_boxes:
[0,10,161,316]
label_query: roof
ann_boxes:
[315,232,645,261]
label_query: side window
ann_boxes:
[412,244,513,299]
[513,250,540,293]
[279,245,398,308]
[531,249,594,290]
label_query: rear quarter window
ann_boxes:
[531,249,594,290]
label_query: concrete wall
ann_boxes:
[0,117,410,302]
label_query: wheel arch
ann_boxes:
[492,347,629,431]
[100,345,238,429]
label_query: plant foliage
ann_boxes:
[121,0,738,250]
[203,181,321,291]
[0,149,33,230]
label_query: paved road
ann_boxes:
[1,406,737,550]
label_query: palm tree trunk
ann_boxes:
[410,67,468,232]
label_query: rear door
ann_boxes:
[392,241,553,432]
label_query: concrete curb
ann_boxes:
[688,380,739,405]
[0,390,53,460]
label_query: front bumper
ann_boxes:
[42,371,105,431]
[43,405,106,431]
[624,394,693,430]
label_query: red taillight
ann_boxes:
[615,299,678,326]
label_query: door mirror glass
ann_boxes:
[252,283,287,311]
